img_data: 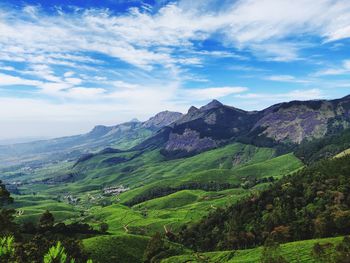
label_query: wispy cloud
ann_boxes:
[1,0,350,71]
[265,75,311,84]
[314,60,350,76]
[235,88,325,110]
[184,86,248,101]
[0,73,41,86]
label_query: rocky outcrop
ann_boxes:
[255,97,350,143]
[163,129,217,157]
[142,111,183,130]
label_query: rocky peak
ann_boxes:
[88,125,111,137]
[129,118,141,123]
[142,111,183,130]
[187,106,198,114]
[200,99,223,111]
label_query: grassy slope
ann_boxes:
[10,194,80,224]
[18,143,274,195]
[334,148,350,158]
[78,144,301,235]
[6,142,304,263]
[83,234,150,263]
[11,143,302,235]
[162,236,344,263]
[87,188,249,234]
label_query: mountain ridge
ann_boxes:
[136,95,350,159]
[0,110,183,168]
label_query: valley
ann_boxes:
[2,97,350,262]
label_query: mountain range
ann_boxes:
[3,95,350,168]
[137,95,350,158]
[0,111,183,168]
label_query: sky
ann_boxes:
[1,0,350,139]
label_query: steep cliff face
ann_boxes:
[255,97,350,143]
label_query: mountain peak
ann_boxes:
[200,99,223,111]
[129,118,141,123]
[142,111,183,130]
[88,125,111,137]
[187,106,198,114]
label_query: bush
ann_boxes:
[99,223,109,234]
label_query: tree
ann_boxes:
[99,222,109,234]
[260,239,288,263]
[0,182,16,236]
[0,180,13,206]
[334,236,350,263]
[39,210,55,229]
[0,208,17,235]
[143,232,164,263]
[311,242,334,263]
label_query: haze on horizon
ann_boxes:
[1,0,350,140]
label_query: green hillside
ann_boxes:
[83,234,150,263]
[11,143,302,236]
[178,154,350,254]
[1,142,304,262]
[162,236,344,263]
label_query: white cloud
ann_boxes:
[236,88,324,107]
[0,66,15,71]
[184,86,248,100]
[315,60,350,76]
[0,73,41,86]
[64,71,75,77]
[64,77,83,85]
[265,75,311,83]
[66,87,106,99]
[1,0,350,72]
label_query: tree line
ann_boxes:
[177,155,350,251]
[0,180,99,262]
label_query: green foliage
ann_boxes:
[143,232,185,263]
[99,222,109,233]
[144,232,164,263]
[163,236,344,263]
[0,143,302,262]
[43,241,69,263]
[179,155,350,252]
[0,208,17,235]
[294,127,350,163]
[312,236,350,263]
[40,210,55,229]
[0,180,13,206]
[83,234,150,263]
[42,241,92,263]
[0,182,17,236]
[0,236,15,262]
[125,182,238,207]
[260,239,288,263]
[17,234,88,263]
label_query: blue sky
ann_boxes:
[1,0,350,139]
